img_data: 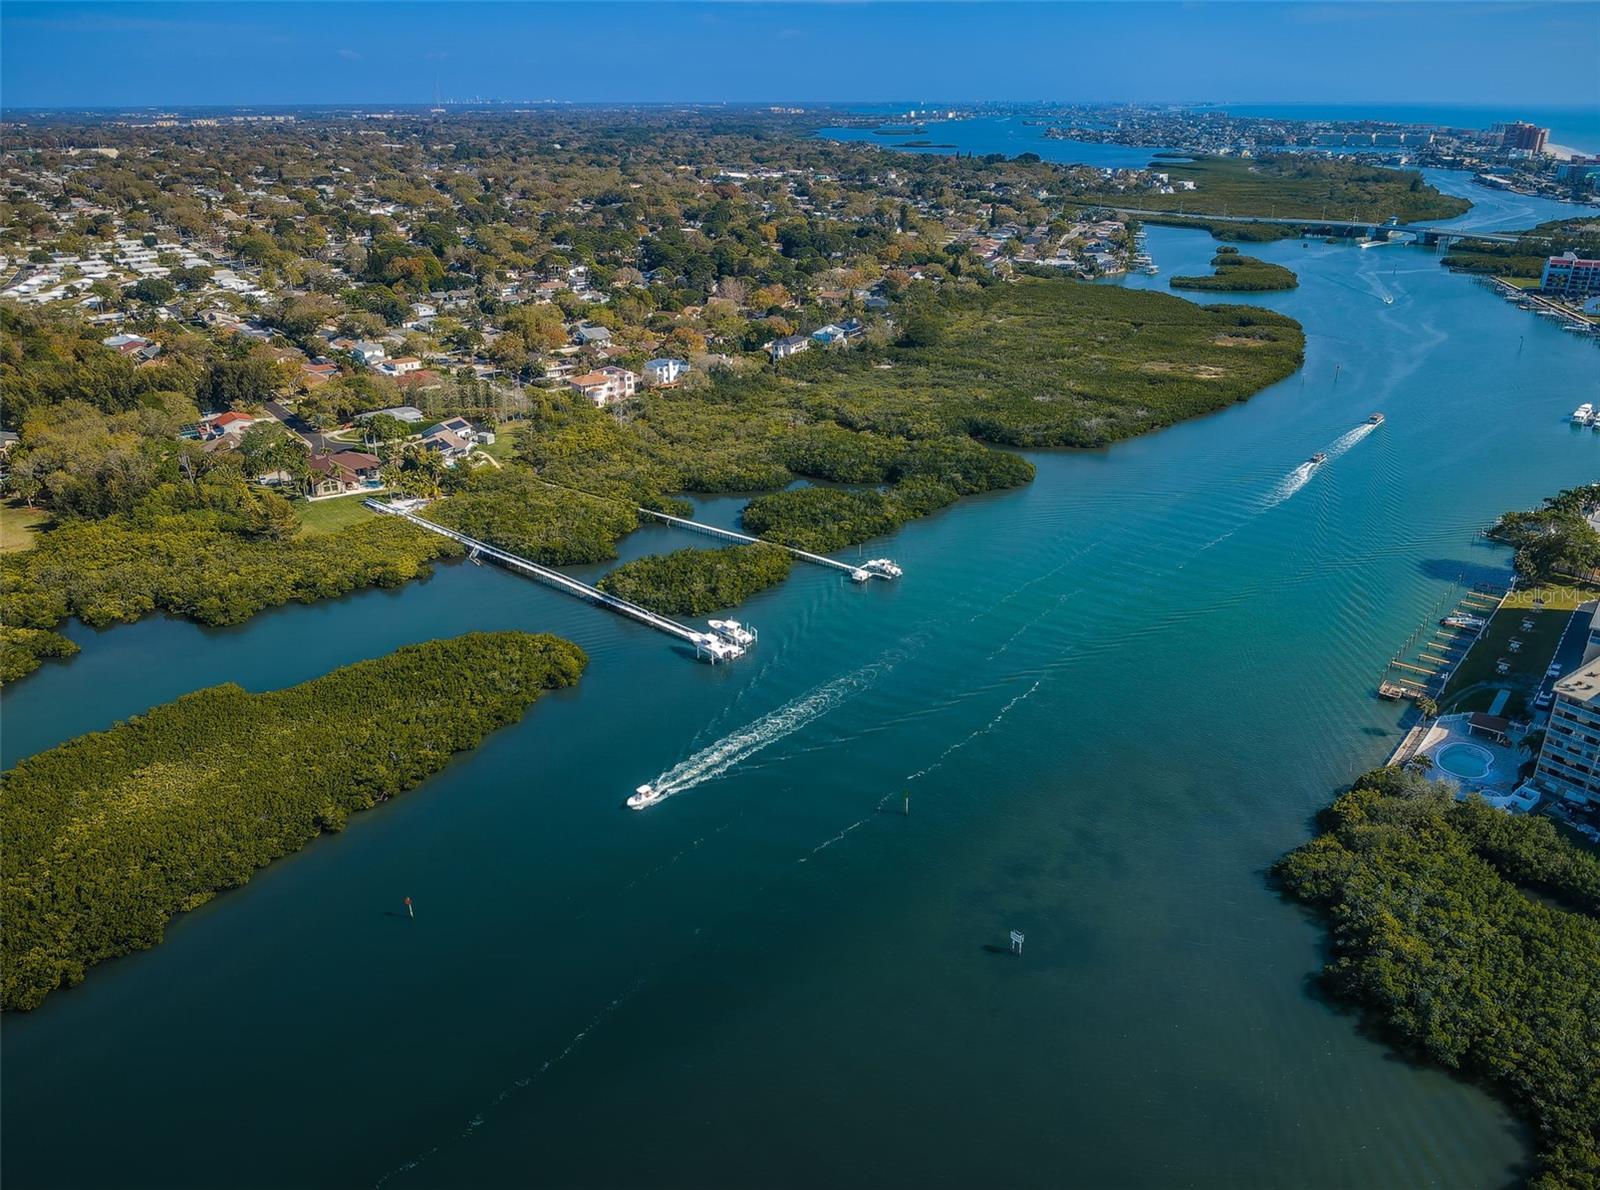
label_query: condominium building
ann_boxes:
[1540,251,1600,300]
[1501,121,1550,154]
[1527,658,1600,806]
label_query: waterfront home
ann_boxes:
[306,449,382,496]
[643,357,690,387]
[570,366,638,406]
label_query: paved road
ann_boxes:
[264,400,336,454]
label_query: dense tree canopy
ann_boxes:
[1,632,587,1010]
[598,544,792,615]
[1489,484,1600,584]
[1277,767,1600,1189]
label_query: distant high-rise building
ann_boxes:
[1501,121,1550,154]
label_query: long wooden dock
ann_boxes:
[636,507,900,580]
[368,501,745,662]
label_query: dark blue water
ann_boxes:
[4,150,1599,1188]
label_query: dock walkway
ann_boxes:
[636,507,901,580]
[369,501,741,662]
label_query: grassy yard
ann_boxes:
[295,494,378,536]
[1442,585,1597,716]
[1506,583,1598,612]
[0,503,49,553]
[476,423,521,462]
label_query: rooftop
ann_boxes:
[1555,657,1600,703]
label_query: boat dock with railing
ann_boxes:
[368,500,752,664]
[634,506,902,582]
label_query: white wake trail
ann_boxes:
[638,663,886,804]
[1264,419,1378,507]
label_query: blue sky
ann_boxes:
[2,2,1596,109]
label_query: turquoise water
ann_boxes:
[5,167,1600,1188]
[1434,743,1494,781]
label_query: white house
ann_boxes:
[768,334,811,361]
[643,357,690,387]
[570,366,638,406]
[352,341,387,366]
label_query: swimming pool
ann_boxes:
[1433,741,1495,781]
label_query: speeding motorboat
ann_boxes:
[627,784,665,810]
[1308,452,1327,466]
[1367,412,1385,425]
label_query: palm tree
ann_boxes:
[1415,696,1439,720]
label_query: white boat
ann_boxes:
[694,634,743,663]
[1442,614,1487,631]
[627,784,664,810]
[707,618,757,647]
[862,558,903,578]
[850,568,871,583]
[1573,403,1593,424]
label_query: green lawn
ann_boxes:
[1441,590,1593,716]
[477,423,521,462]
[295,494,378,536]
[1505,583,1598,612]
[0,503,49,553]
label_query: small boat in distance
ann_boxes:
[1574,404,1594,424]
[1308,452,1327,466]
[627,784,665,810]
[1442,614,1487,632]
[1368,412,1385,425]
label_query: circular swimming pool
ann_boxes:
[1433,742,1494,781]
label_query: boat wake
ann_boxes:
[371,979,644,1189]
[905,679,1042,784]
[800,677,1043,863]
[1264,420,1378,507]
[1267,460,1317,506]
[636,662,887,806]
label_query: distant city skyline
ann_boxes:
[3,1,1596,110]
